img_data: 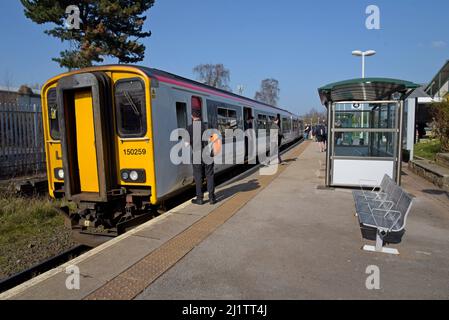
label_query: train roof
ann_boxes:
[43,64,300,118]
[138,67,291,113]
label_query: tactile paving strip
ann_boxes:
[85,142,309,300]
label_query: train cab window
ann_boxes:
[47,88,60,140]
[115,79,146,137]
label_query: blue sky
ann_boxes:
[0,0,448,115]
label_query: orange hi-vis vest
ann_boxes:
[209,133,222,156]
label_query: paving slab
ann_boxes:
[11,271,106,300]
[134,212,204,241]
[77,235,164,283]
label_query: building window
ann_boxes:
[115,78,146,137]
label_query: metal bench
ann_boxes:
[352,178,414,255]
[352,174,394,202]
[352,175,395,217]
[354,182,403,215]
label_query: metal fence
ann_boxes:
[0,102,46,179]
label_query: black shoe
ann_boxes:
[191,198,204,205]
[209,196,217,205]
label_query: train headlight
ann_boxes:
[120,169,146,183]
[130,170,139,181]
[54,168,64,180]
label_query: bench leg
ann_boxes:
[362,230,399,255]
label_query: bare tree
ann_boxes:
[193,64,231,91]
[254,78,280,106]
[303,108,327,125]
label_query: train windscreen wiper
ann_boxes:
[124,91,141,116]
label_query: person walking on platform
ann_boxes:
[270,117,284,165]
[316,121,327,153]
[187,110,217,205]
[304,124,311,140]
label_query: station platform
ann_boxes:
[2,141,449,300]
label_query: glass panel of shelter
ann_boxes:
[334,103,397,129]
[332,102,399,159]
[334,131,397,158]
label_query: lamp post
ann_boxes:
[352,50,376,78]
[352,50,376,131]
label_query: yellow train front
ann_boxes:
[42,65,303,244]
[42,66,159,242]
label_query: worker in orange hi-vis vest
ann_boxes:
[209,132,222,157]
[187,110,217,206]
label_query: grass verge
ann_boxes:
[414,139,442,161]
[0,187,77,279]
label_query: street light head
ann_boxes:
[352,50,363,56]
[364,50,376,56]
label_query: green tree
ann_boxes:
[21,0,155,69]
[432,99,449,152]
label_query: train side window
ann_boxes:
[115,78,147,138]
[176,102,187,129]
[47,88,60,140]
[227,109,238,129]
[282,117,291,133]
[191,96,202,120]
[257,114,267,130]
[217,108,228,141]
[217,107,238,143]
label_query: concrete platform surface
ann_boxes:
[2,141,449,300]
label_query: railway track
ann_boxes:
[0,138,303,294]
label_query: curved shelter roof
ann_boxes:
[318,78,420,106]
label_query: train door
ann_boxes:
[243,107,253,130]
[57,72,116,202]
[174,92,193,187]
[73,90,99,192]
[255,113,268,162]
[243,107,255,160]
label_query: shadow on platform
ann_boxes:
[215,179,260,203]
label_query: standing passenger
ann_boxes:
[187,110,217,205]
[316,121,327,152]
[304,124,311,140]
[270,117,284,164]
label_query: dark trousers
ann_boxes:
[270,141,282,163]
[192,163,215,200]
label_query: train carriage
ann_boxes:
[41,65,303,242]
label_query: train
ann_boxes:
[41,65,303,243]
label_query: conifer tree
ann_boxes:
[21,0,155,69]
